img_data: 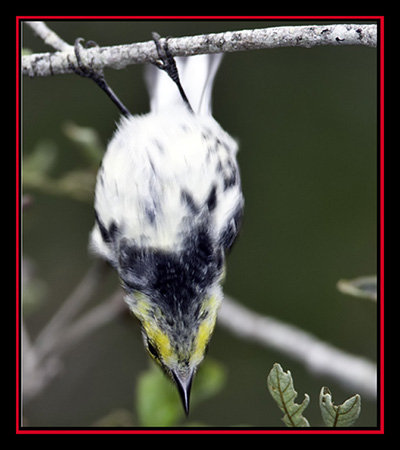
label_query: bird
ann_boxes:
[75,34,244,415]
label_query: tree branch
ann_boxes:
[24,20,72,52]
[22,22,377,78]
[33,260,109,360]
[22,261,126,402]
[219,297,377,399]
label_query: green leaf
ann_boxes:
[23,140,58,176]
[62,121,104,167]
[136,365,182,427]
[319,387,361,427]
[136,359,226,427]
[337,275,377,300]
[267,363,310,427]
[190,358,226,407]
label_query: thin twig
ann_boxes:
[22,22,377,78]
[57,288,126,354]
[219,297,377,399]
[24,21,72,52]
[22,271,126,402]
[33,260,108,360]
[22,288,127,402]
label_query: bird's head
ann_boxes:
[116,224,227,414]
[126,288,222,414]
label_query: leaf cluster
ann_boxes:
[23,122,104,203]
[267,363,361,427]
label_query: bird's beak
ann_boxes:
[172,369,194,416]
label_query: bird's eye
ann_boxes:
[147,339,159,359]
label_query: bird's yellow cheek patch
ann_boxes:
[129,292,151,320]
[145,323,174,361]
[128,293,174,363]
[191,296,220,365]
[192,321,213,364]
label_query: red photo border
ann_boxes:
[16,15,385,435]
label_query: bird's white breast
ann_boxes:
[90,106,241,262]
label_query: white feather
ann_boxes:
[145,53,223,115]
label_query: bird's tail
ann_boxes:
[145,53,223,115]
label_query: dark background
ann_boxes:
[21,19,378,427]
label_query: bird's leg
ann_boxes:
[69,38,131,118]
[151,32,193,113]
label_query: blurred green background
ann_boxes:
[21,19,378,428]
